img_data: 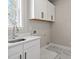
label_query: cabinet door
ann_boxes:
[43,0,48,20]
[38,0,48,20]
[47,1,55,21]
[51,3,55,21]
[34,0,48,20]
[9,53,23,59]
[27,0,48,20]
[24,45,40,59]
[34,0,41,19]
[27,0,41,19]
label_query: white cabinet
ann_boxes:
[47,1,55,21]
[27,0,55,22]
[8,44,23,59]
[40,0,48,20]
[9,52,23,59]
[8,39,40,59]
[24,46,40,59]
[27,0,48,20]
[24,39,40,59]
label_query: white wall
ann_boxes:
[24,20,52,47]
[51,0,71,47]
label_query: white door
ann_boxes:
[34,0,41,19]
[50,3,55,21]
[34,0,48,20]
[40,0,48,20]
[24,46,40,59]
[47,1,55,21]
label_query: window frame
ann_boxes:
[8,0,22,28]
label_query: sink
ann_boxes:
[8,38,26,43]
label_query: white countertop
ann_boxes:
[8,35,40,48]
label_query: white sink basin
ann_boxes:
[8,38,26,43]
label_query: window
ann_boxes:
[8,0,22,27]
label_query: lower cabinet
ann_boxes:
[24,45,40,59]
[24,39,40,59]
[8,39,40,59]
[9,52,23,59]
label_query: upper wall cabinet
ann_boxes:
[47,1,55,21]
[27,0,55,22]
[27,0,48,20]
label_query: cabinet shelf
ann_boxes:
[30,18,55,22]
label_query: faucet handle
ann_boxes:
[16,26,19,33]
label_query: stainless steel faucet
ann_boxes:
[12,25,19,39]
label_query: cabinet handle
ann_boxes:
[25,52,27,59]
[41,12,44,18]
[20,54,22,59]
[51,16,53,20]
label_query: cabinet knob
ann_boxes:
[25,52,27,59]
[20,54,22,59]
[51,16,53,20]
[41,12,44,18]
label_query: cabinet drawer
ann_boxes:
[8,44,23,56]
[24,39,40,49]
